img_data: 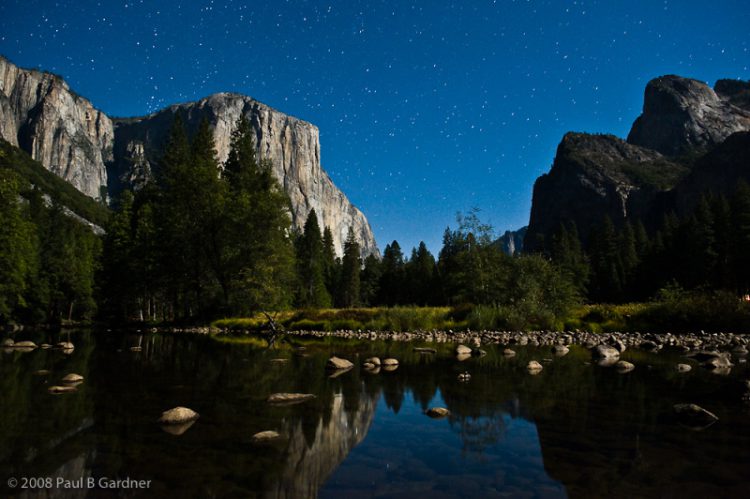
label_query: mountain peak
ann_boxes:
[627,74,750,156]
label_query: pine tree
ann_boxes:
[295,209,331,308]
[0,170,36,322]
[405,242,437,305]
[378,241,405,305]
[339,228,361,308]
[222,116,296,314]
[731,181,750,294]
[360,254,382,306]
[322,227,338,299]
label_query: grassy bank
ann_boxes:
[212,291,750,334]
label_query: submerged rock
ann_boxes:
[62,373,84,383]
[326,356,354,370]
[267,393,316,405]
[413,347,437,354]
[48,385,77,394]
[425,407,451,418]
[527,361,543,374]
[364,357,381,366]
[455,344,472,355]
[673,403,719,429]
[159,407,199,424]
[593,344,620,360]
[616,361,635,373]
[503,349,516,357]
[251,430,281,443]
[56,342,74,350]
[12,340,37,349]
[160,420,197,436]
[677,363,692,373]
[382,358,399,366]
[552,345,570,356]
[2,339,14,347]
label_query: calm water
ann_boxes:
[1,330,749,498]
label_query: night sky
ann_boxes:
[1,1,748,253]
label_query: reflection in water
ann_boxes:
[267,392,376,499]
[1,331,749,498]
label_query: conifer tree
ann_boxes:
[0,170,36,321]
[339,228,361,307]
[378,241,405,305]
[295,209,331,308]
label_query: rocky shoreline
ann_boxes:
[143,326,750,353]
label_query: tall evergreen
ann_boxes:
[360,254,382,306]
[295,209,331,308]
[0,170,36,321]
[404,242,437,305]
[339,228,361,308]
[378,241,405,305]
[222,116,296,314]
[322,227,339,299]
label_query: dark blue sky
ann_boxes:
[1,1,748,253]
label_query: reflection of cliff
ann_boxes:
[18,450,95,499]
[265,391,377,499]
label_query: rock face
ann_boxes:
[525,133,685,250]
[525,75,750,252]
[628,75,750,156]
[111,93,378,256]
[495,226,527,255]
[0,56,113,199]
[0,57,377,256]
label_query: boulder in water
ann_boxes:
[527,361,543,374]
[426,407,450,418]
[48,385,77,394]
[326,356,354,370]
[267,393,316,405]
[62,373,84,383]
[455,344,472,355]
[251,430,281,443]
[158,407,199,424]
[616,361,635,373]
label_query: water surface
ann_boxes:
[1,330,748,498]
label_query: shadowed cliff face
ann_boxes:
[0,57,377,256]
[524,133,687,251]
[111,93,378,257]
[0,56,113,200]
[525,75,750,252]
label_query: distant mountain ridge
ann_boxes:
[525,75,750,252]
[0,56,377,257]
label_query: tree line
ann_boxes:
[4,113,747,328]
[0,167,99,325]
[545,184,750,303]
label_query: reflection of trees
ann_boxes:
[0,330,95,478]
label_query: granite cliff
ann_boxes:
[0,56,113,199]
[110,93,378,256]
[0,56,377,256]
[525,75,750,252]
